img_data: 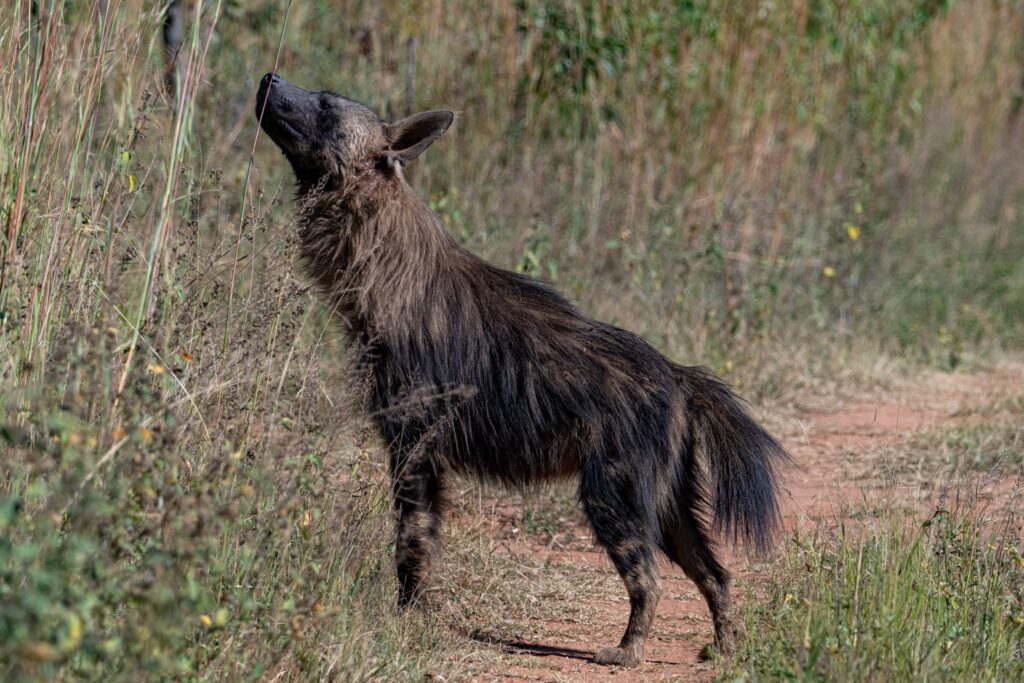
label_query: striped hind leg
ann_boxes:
[580,463,662,667]
[661,508,735,656]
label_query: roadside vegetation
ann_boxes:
[1,1,1022,680]
[724,387,1024,682]
[728,499,1024,682]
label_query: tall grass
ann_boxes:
[726,500,1024,681]
[1,0,1022,679]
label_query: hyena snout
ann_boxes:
[255,72,284,119]
[255,73,322,152]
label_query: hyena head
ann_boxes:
[255,73,454,189]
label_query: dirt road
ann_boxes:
[450,363,1023,682]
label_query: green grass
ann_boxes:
[2,0,1024,680]
[726,503,1024,682]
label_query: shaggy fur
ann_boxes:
[256,73,790,667]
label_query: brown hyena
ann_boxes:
[255,73,790,667]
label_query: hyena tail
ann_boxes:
[679,366,791,555]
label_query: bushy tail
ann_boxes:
[680,366,791,555]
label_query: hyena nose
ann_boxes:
[261,73,281,88]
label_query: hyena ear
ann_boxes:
[384,111,454,164]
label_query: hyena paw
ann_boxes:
[712,623,737,656]
[396,586,424,610]
[699,635,735,661]
[397,582,440,612]
[593,646,642,667]
[698,643,719,661]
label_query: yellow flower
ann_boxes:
[822,266,836,278]
[147,363,164,375]
[846,225,860,241]
[199,614,213,628]
[63,613,82,651]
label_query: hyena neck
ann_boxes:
[296,173,452,341]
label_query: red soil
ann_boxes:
[462,363,1023,682]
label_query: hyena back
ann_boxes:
[255,73,789,667]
